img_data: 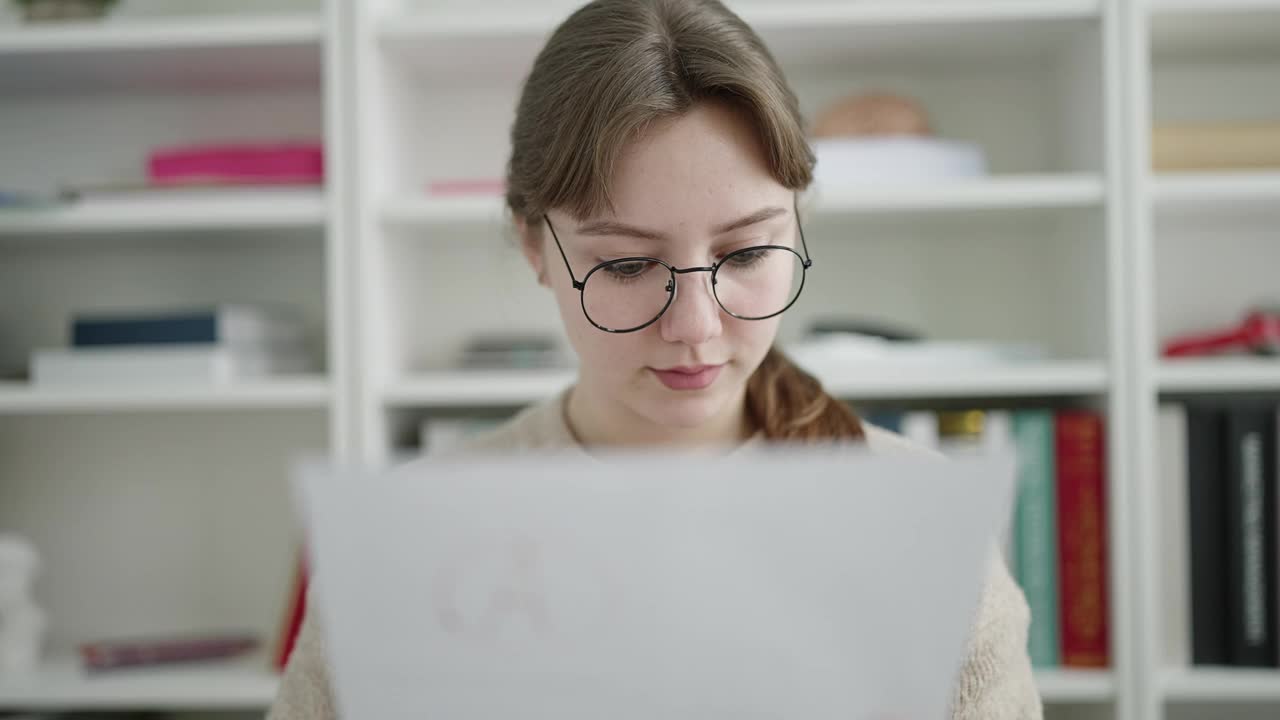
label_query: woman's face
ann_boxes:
[522,101,798,433]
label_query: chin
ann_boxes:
[636,387,730,429]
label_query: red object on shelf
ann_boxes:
[79,633,259,672]
[148,142,324,186]
[1162,309,1280,357]
[1056,410,1110,668]
[274,549,309,671]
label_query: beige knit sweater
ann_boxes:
[267,392,1043,719]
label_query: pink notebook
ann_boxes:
[148,142,324,185]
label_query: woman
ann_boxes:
[268,1,1040,717]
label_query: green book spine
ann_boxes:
[1014,409,1060,667]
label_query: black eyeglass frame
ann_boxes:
[542,200,813,334]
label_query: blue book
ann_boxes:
[72,306,299,347]
[1013,409,1060,667]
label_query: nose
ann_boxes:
[658,270,722,346]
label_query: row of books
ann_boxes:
[1160,400,1280,668]
[867,407,1110,669]
[30,304,313,385]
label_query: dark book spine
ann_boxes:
[1187,404,1230,665]
[1224,404,1278,667]
[72,314,218,346]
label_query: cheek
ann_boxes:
[550,281,642,373]
[727,316,781,358]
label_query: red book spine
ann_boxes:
[274,549,310,671]
[1055,410,1111,667]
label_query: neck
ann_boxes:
[564,381,754,449]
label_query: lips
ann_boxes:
[650,364,724,391]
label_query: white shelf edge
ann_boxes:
[384,362,1108,407]
[1161,667,1280,703]
[378,1,1100,40]
[0,189,327,235]
[0,13,323,54]
[381,175,1105,230]
[1151,172,1280,207]
[814,361,1109,399]
[814,174,1104,213]
[0,656,277,710]
[0,377,331,414]
[1035,668,1116,703]
[1147,0,1280,14]
[1156,359,1280,393]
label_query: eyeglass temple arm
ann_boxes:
[794,196,813,269]
[542,215,585,290]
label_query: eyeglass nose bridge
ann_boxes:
[669,264,718,292]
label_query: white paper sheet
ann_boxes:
[295,446,1015,720]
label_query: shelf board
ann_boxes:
[813,360,1109,399]
[1035,669,1116,703]
[1157,358,1280,393]
[1152,172,1280,211]
[0,655,277,711]
[384,362,1107,408]
[1149,0,1280,13]
[1162,667,1280,703]
[814,174,1104,214]
[382,175,1104,232]
[0,187,326,235]
[0,14,322,93]
[1149,1,1280,60]
[0,377,331,415]
[380,2,1098,84]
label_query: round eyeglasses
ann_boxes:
[543,204,813,334]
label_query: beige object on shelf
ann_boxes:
[812,92,932,138]
[1152,122,1280,171]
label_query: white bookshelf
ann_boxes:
[0,377,331,414]
[0,12,323,93]
[3,0,1278,717]
[1129,1,1280,719]
[1160,669,1280,703]
[1156,359,1280,393]
[0,187,326,235]
[1038,668,1119,703]
[0,655,279,710]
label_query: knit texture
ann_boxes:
[267,392,1042,719]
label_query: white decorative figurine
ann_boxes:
[0,534,46,675]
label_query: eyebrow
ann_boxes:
[575,206,789,242]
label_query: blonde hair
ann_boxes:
[506,0,864,441]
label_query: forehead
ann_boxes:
[600,101,788,228]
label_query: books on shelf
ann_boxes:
[1153,122,1280,172]
[1164,400,1280,668]
[30,304,313,385]
[32,345,312,385]
[866,407,1109,669]
[148,141,324,187]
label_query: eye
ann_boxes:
[601,259,657,282]
[722,248,769,268]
